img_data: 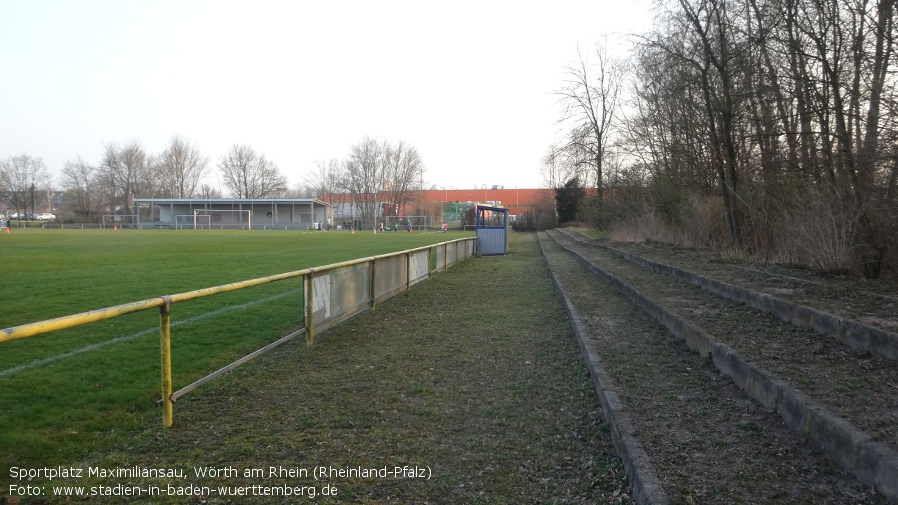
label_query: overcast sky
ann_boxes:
[0,0,652,191]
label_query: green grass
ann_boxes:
[578,228,608,240]
[1,228,469,326]
[0,228,472,475]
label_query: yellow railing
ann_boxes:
[0,237,477,427]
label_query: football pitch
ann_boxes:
[0,228,473,472]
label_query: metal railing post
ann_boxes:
[406,252,412,291]
[305,274,314,346]
[370,258,377,310]
[159,296,173,428]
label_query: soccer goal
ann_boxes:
[384,215,429,231]
[175,214,210,230]
[102,214,139,229]
[176,209,252,230]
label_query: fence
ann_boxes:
[0,237,477,427]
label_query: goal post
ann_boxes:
[383,215,429,231]
[175,214,211,230]
[175,209,252,230]
[102,214,139,229]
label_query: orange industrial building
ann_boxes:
[324,187,551,220]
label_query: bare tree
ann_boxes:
[0,154,50,216]
[626,33,719,194]
[218,144,288,198]
[620,0,898,275]
[98,143,122,216]
[676,0,745,245]
[197,183,221,199]
[383,141,425,218]
[303,158,345,205]
[345,137,387,225]
[156,135,210,198]
[60,156,97,220]
[795,0,897,276]
[340,137,427,225]
[556,40,624,219]
[540,145,562,189]
[285,182,316,198]
[99,140,150,215]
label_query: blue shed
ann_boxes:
[475,205,509,255]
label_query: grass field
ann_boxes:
[0,228,473,477]
[3,231,628,504]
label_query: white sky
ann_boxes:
[0,0,651,191]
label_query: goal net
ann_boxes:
[102,214,139,229]
[175,209,252,230]
[383,215,429,231]
[175,214,210,229]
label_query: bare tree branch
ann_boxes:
[218,144,288,198]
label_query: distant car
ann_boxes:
[7,212,24,220]
[34,213,56,221]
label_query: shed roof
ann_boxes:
[134,198,332,207]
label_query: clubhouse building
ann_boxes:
[134,198,334,230]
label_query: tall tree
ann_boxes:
[197,183,221,199]
[344,137,387,224]
[556,40,623,220]
[156,135,210,198]
[0,154,50,215]
[677,0,746,245]
[99,140,149,215]
[303,158,345,205]
[622,0,898,275]
[60,156,97,220]
[218,144,287,198]
[800,0,896,276]
[383,141,425,218]
[540,145,563,190]
[555,177,585,223]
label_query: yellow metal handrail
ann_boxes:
[1,237,477,427]
[1,298,167,343]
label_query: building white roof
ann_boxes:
[134,198,332,207]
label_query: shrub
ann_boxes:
[675,193,726,249]
[777,184,861,275]
[608,203,675,243]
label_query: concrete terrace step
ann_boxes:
[559,229,898,363]
[540,230,896,504]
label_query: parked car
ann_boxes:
[7,212,24,220]
[34,213,56,221]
